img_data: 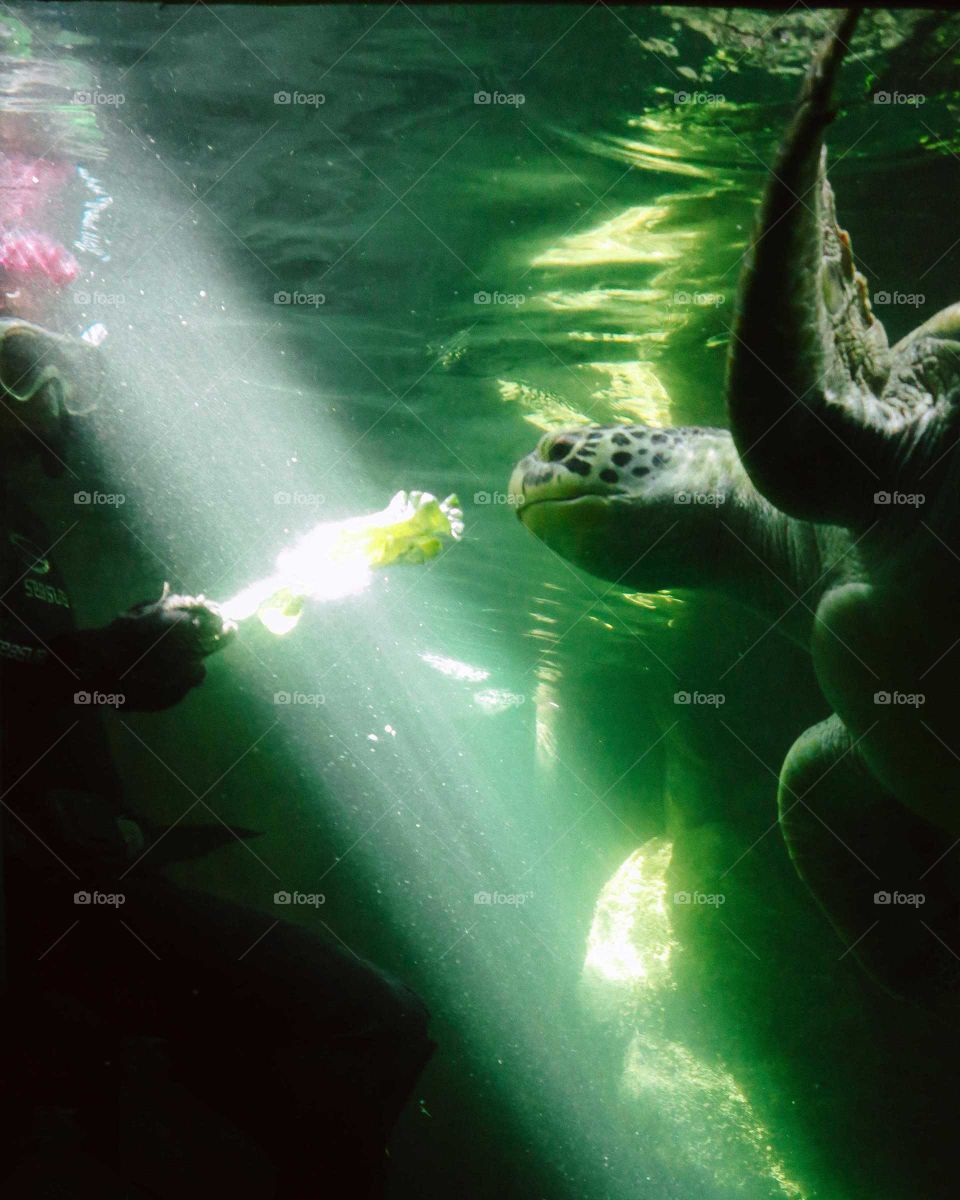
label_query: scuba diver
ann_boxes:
[0,19,433,1200]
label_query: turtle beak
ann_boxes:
[509,460,529,517]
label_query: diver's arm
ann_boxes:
[0,642,89,711]
[2,590,234,713]
[0,622,203,714]
[62,589,234,712]
[52,621,206,713]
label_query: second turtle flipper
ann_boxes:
[726,9,903,528]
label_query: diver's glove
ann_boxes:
[54,584,237,712]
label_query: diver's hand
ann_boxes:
[57,584,237,712]
[123,584,237,658]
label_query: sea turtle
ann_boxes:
[510,9,960,1007]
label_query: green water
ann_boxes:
[10,5,960,1198]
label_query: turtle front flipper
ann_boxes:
[727,9,902,528]
[778,713,960,1010]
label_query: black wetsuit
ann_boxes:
[0,485,434,1197]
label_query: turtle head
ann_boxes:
[510,424,760,593]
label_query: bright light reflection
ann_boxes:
[622,1034,804,1199]
[419,652,490,683]
[584,838,676,986]
[473,688,525,715]
[221,490,463,632]
[531,204,697,268]
[583,839,804,1198]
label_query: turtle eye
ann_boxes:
[546,439,573,463]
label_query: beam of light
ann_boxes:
[53,10,793,1195]
[219,489,463,634]
[581,838,804,1199]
